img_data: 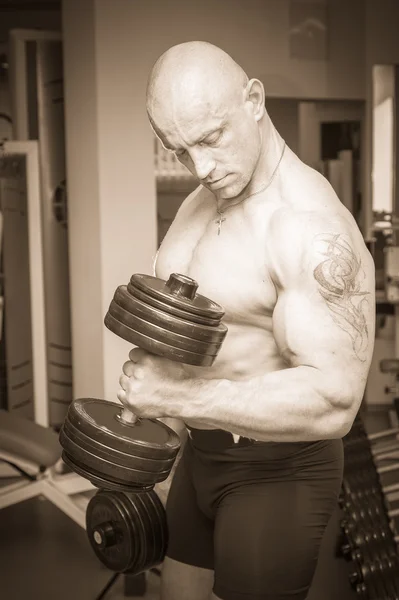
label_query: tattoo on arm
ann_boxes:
[313,234,369,361]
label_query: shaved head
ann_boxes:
[146,42,267,201]
[146,41,249,125]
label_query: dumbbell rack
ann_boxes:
[338,416,399,599]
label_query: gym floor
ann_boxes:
[0,408,387,600]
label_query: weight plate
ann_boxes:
[146,490,168,564]
[62,452,154,493]
[124,492,164,573]
[121,493,147,574]
[61,418,177,472]
[125,494,153,573]
[66,399,180,459]
[108,300,223,355]
[137,491,167,569]
[139,493,161,568]
[113,286,227,344]
[105,313,218,366]
[86,491,140,573]
[127,282,220,327]
[60,428,174,486]
[86,490,166,575]
[130,273,224,321]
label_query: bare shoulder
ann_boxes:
[158,184,205,244]
[155,184,209,276]
[169,184,205,223]
[270,163,374,289]
[268,165,375,369]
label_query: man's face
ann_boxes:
[151,89,262,201]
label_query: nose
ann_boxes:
[189,148,216,182]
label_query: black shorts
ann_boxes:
[165,426,344,600]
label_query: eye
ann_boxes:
[203,130,223,146]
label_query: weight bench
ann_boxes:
[0,409,94,528]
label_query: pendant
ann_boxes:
[215,214,226,235]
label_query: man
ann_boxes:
[118,41,375,600]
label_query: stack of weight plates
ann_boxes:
[86,488,167,574]
[59,398,180,492]
[104,273,228,366]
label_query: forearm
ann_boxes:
[167,366,355,442]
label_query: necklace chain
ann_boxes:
[215,140,287,235]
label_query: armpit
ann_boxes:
[312,233,371,362]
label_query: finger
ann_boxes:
[117,388,127,404]
[129,347,149,363]
[122,360,135,377]
[119,373,130,389]
[122,361,145,380]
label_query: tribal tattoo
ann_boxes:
[313,233,370,361]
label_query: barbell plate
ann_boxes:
[65,399,180,458]
[142,491,167,567]
[125,492,162,573]
[130,273,224,321]
[124,491,167,572]
[108,300,224,355]
[60,428,175,486]
[62,452,155,493]
[61,418,177,472]
[86,491,140,572]
[113,286,227,344]
[104,312,218,366]
[128,494,155,572]
[86,490,166,575]
[119,493,148,574]
[146,490,168,564]
[127,282,221,327]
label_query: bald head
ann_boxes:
[146,42,249,126]
[146,42,267,196]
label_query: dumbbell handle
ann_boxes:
[117,407,139,426]
[373,441,399,456]
[377,462,399,475]
[369,428,399,441]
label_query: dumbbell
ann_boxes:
[59,272,228,575]
[338,489,399,580]
[339,419,399,594]
[340,529,398,565]
[349,555,399,599]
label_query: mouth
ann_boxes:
[207,176,227,188]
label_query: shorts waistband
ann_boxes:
[185,425,259,450]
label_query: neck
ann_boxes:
[246,122,285,198]
[217,122,285,213]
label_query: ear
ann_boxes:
[244,79,265,122]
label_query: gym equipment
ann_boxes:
[86,488,166,574]
[59,272,228,576]
[337,409,399,599]
[0,409,93,529]
[60,272,227,492]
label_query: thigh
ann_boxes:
[165,441,215,571]
[213,479,340,600]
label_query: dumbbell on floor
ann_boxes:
[59,272,228,576]
[339,417,399,596]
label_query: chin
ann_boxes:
[217,182,244,200]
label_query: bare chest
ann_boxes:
[155,203,278,326]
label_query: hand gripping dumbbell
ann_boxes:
[59,272,228,575]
